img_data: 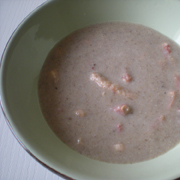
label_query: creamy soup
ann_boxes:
[38,22,180,163]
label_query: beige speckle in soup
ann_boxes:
[50,70,58,82]
[102,92,105,96]
[75,110,85,117]
[114,144,124,152]
[77,138,83,145]
[158,115,165,122]
[168,91,176,108]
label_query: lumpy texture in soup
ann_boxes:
[38,22,180,163]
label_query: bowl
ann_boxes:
[1,0,180,179]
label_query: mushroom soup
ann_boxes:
[38,22,180,163]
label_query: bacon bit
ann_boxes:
[117,124,123,131]
[113,105,131,116]
[90,72,111,89]
[117,124,122,128]
[91,64,96,70]
[168,91,176,108]
[122,73,132,83]
[90,72,136,99]
[114,143,124,152]
[109,84,136,98]
[162,43,171,56]
[75,110,85,117]
[158,115,165,122]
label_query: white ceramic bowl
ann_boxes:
[1,0,180,179]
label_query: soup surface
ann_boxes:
[38,22,180,163]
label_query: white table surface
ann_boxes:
[0,0,63,179]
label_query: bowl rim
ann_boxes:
[1,0,180,180]
[0,0,74,179]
